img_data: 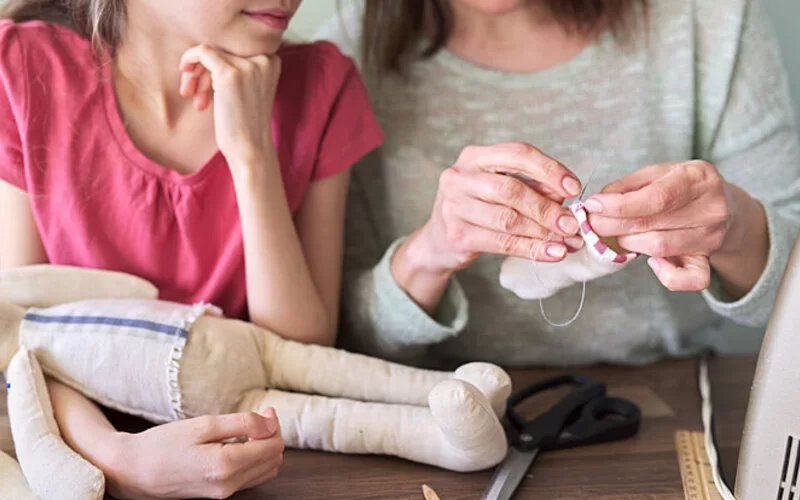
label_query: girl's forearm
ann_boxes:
[229,150,333,345]
[46,380,130,494]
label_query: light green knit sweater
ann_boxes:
[315,0,800,368]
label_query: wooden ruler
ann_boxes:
[675,430,723,500]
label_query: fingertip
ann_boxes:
[243,412,277,440]
[179,74,189,97]
[584,197,604,214]
[260,408,280,436]
[264,417,278,437]
[545,244,567,260]
[647,257,664,274]
[565,236,585,252]
[557,214,580,236]
[562,176,582,198]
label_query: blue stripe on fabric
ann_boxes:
[23,313,188,339]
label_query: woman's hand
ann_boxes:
[585,160,751,292]
[179,44,282,166]
[108,410,284,500]
[412,142,585,273]
[392,142,584,313]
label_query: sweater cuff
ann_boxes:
[702,202,795,327]
[370,238,469,345]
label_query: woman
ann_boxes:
[315,0,800,368]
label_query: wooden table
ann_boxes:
[0,355,757,499]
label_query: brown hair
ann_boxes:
[361,0,648,76]
[0,0,127,53]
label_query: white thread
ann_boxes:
[530,232,587,328]
[698,356,737,500]
[529,161,601,328]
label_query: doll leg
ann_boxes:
[453,363,512,417]
[263,334,511,411]
[237,381,508,472]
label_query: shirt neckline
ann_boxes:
[99,57,225,187]
[426,29,610,89]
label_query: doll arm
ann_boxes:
[0,265,158,308]
[6,347,104,500]
[0,450,37,499]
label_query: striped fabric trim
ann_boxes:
[23,313,189,339]
[570,202,639,264]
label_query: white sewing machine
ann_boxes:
[735,234,800,498]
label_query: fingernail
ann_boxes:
[264,417,278,435]
[562,177,582,197]
[584,198,603,213]
[222,436,249,444]
[558,215,579,234]
[546,245,567,259]
[647,258,660,273]
[565,236,585,250]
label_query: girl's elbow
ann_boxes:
[308,308,337,347]
[249,308,336,347]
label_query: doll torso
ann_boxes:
[15,299,253,424]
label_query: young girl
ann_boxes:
[0,0,382,497]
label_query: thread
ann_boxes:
[529,160,602,328]
[530,231,587,328]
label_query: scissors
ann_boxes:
[481,375,642,500]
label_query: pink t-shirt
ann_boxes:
[0,20,383,320]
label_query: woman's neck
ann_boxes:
[444,4,598,73]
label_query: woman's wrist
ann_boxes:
[391,226,458,315]
[709,184,769,299]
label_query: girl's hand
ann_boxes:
[585,160,734,292]
[179,45,282,166]
[413,142,584,273]
[108,410,284,500]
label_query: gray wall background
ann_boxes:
[291,0,800,130]
[0,0,794,123]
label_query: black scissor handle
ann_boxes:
[506,375,606,451]
[542,395,641,451]
[506,375,641,452]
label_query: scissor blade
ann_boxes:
[481,447,539,500]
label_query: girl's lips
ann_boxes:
[243,10,292,30]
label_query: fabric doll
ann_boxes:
[499,202,639,300]
[0,265,512,500]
